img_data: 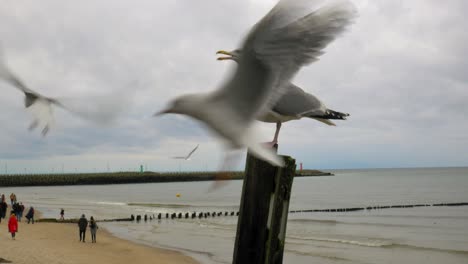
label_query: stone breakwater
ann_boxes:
[0,170,332,187]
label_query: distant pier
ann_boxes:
[0,170,332,187]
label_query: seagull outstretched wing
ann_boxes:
[185,144,199,160]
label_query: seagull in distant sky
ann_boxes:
[172,144,199,160]
[156,0,356,166]
[217,49,349,146]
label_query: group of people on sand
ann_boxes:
[1,192,100,242]
[78,214,99,243]
[0,193,35,240]
[58,209,100,243]
[1,193,35,224]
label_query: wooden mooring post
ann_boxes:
[233,151,296,264]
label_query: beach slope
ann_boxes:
[0,221,198,264]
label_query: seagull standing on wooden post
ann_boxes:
[156,0,357,166]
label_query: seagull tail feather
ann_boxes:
[308,109,349,126]
[312,118,336,126]
[321,109,350,120]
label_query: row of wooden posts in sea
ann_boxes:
[289,202,468,213]
[95,202,468,223]
[130,211,241,222]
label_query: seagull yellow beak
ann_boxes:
[216,50,235,61]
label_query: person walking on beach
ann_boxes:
[17,202,25,222]
[25,206,35,224]
[60,208,65,220]
[10,193,16,206]
[78,214,88,242]
[89,216,98,243]
[8,212,18,240]
[0,199,7,220]
[12,202,19,215]
[0,194,5,220]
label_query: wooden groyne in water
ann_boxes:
[0,170,332,187]
[36,202,468,224]
[289,202,468,213]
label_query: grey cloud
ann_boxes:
[1,0,467,172]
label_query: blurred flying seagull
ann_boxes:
[172,144,199,160]
[0,48,127,136]
[217,49,349,146]
[0,53,63,136]
[156,0,356,166]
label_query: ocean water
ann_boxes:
[2,167,468,263]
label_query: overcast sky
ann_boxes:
[0,0,467,174]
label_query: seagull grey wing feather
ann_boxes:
[253,0,357,114]
[6,72,64,109]
[256,0,357,67]
[0,54,63,107]
[0,62,37,96]
[271,83,326,117]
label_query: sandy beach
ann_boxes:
[0,218,198,264]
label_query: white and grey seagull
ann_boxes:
[156,0,356,166]
[216,49,349,146]
[0,52,64,136]
[172,144,199,160]
[0,48,126,136]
